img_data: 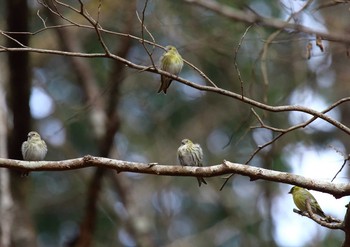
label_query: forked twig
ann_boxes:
[136,0,156,68]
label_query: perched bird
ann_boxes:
[177,139,207,187]
[158,45,184,94]
[21,131,47,176]
[288,186,326,218]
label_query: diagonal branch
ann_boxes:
[1,45,350,135]
[184,0,350,43]
[291,199,343,230]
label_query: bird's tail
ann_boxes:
[157,84,167,94]
[317,208,327,218]
[197,177,207,187]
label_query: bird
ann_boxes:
[288,186,326,218]
[177,139,207,187]
[21,131,47,176]
[158,45,184,94]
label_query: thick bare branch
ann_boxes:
[1,156,350,198]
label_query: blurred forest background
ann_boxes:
[1,0,350,246]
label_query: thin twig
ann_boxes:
[234,24,253,98]
[97,0,102,24]
[41,0,83,27]
[136,0,156,68]
[36,10,47,28]
[332,155,350,182]
[0,31,29,48]
[219,173,234,191]
[184,60,218,88]
[77,0,111,55]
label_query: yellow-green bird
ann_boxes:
[158,45,183,94]
[288,186,326,218]
[21,131,47,176]
[177,139,207,187]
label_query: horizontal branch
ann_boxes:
[1,156,350,198]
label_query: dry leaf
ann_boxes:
[316,35,324,52]
[306,42,312,60]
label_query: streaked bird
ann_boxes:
[177,138,207,187]
[288,186,326,218]
[21,131,47,176]
[158,45,183,94]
